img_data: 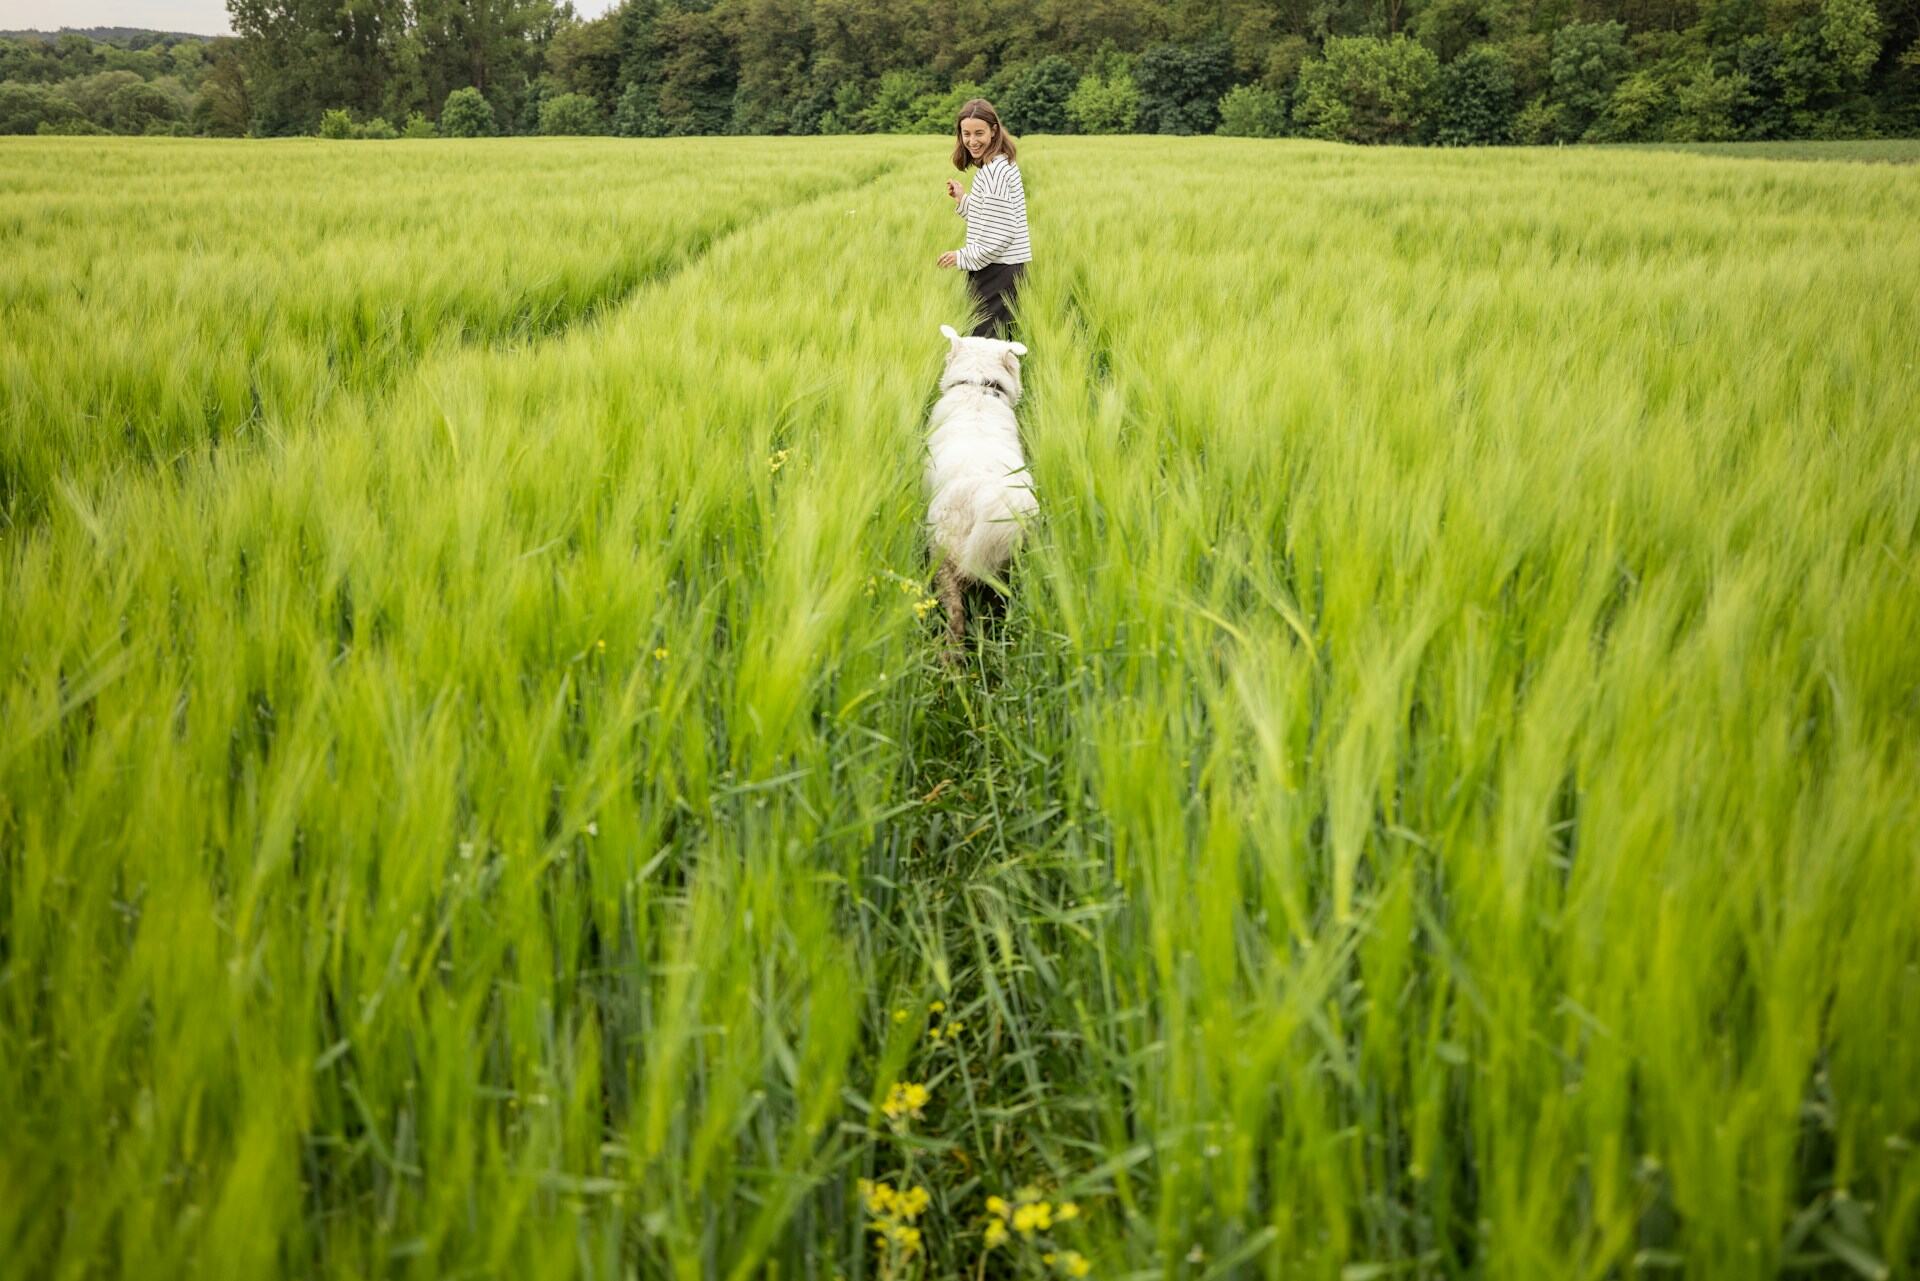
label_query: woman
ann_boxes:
[937,99,1031,340]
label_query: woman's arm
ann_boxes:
[954,174,1020,271]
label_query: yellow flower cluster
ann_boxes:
[860,1179,930,1262]
[863,571,951,616]
[927,1000,964,1042]
[982,1188,1084,1259]
[768,448,791,472]
[881,1081,929,1126]
[1043,1249,1093,1277]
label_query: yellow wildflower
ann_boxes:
[985,1195,1010,1218]
[1043,1253,1057,1267]
[1012,1201,1053,1235]
[983,1219,1009,1249]
[892,1008,907,1023]
[929,1000,946,1014]
[882,1081,929,1124]
[652,647,668,661]
[1062,1250,1092,1277]
[858,1178,896,1215]
[1056,1202,1081,1221]
[896,1185,930,1218]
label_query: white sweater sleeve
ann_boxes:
[956,175,1017,271]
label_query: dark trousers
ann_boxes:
[966,260,1027,340]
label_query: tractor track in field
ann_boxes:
[447,155,908,361]
[3,157,909,532]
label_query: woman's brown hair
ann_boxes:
[951,98,1017,170]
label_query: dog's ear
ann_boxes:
[1006,341,1027,358]
[1000,346,1023,377]
[940,324,959,344]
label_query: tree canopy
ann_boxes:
[0,0,1914,142]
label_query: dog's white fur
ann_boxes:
[925,324,1036,641]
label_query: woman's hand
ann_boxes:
[946,179,963,201]
[936,251,959,269]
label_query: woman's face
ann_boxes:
[960,117,994,160]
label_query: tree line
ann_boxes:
[1,0,1914,144]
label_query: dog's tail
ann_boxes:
[944,480,1036,583]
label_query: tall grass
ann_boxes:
[0,137,919,522]
[1,136,1916,1280]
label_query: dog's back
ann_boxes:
[925,389,1035,581]
[926,325,1035,642]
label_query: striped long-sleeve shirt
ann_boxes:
[953,154,1032,272]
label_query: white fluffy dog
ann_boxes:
[925,323,1036,644]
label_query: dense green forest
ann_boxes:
[2,0,1915,143]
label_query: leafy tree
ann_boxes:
[1549,21,1631,138]
[409,0,554,130]
[0,81,84,133]
[0,0,1899,144]
[53,34,103,77]
[226,0,411,134]
[729,0,816,133]
[1429,42,1517,144]
[402,109,437,136]
[653,5,736,135]
[906,81,984,133]
[193,39,253,137]
[537,89,604,133]
[1262,35,1311,97]
[1413,0,1519,62]
[55,70,143,126]
[1670,63,1747,139]
[1511,94,1565,142]
[108,80,184,133]
[317,106,354,136]
[1065,70,1141,132]
[546,9,622,110]
[813,78,867,134]
[1731,35,1792,137]
[357,114,399,137]
[1292,35,1439,143]
[1216,82,1287,135]
[1134,37,1234,133]
[441,84,497,135]
[1821,0,1882,85]
[1586,66,1670,141]
[613,80,666,134]
[861,68,936,132]
[993,55,1078,134]
[0,38,62,84]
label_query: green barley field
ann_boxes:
[2,135,1917,1280]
